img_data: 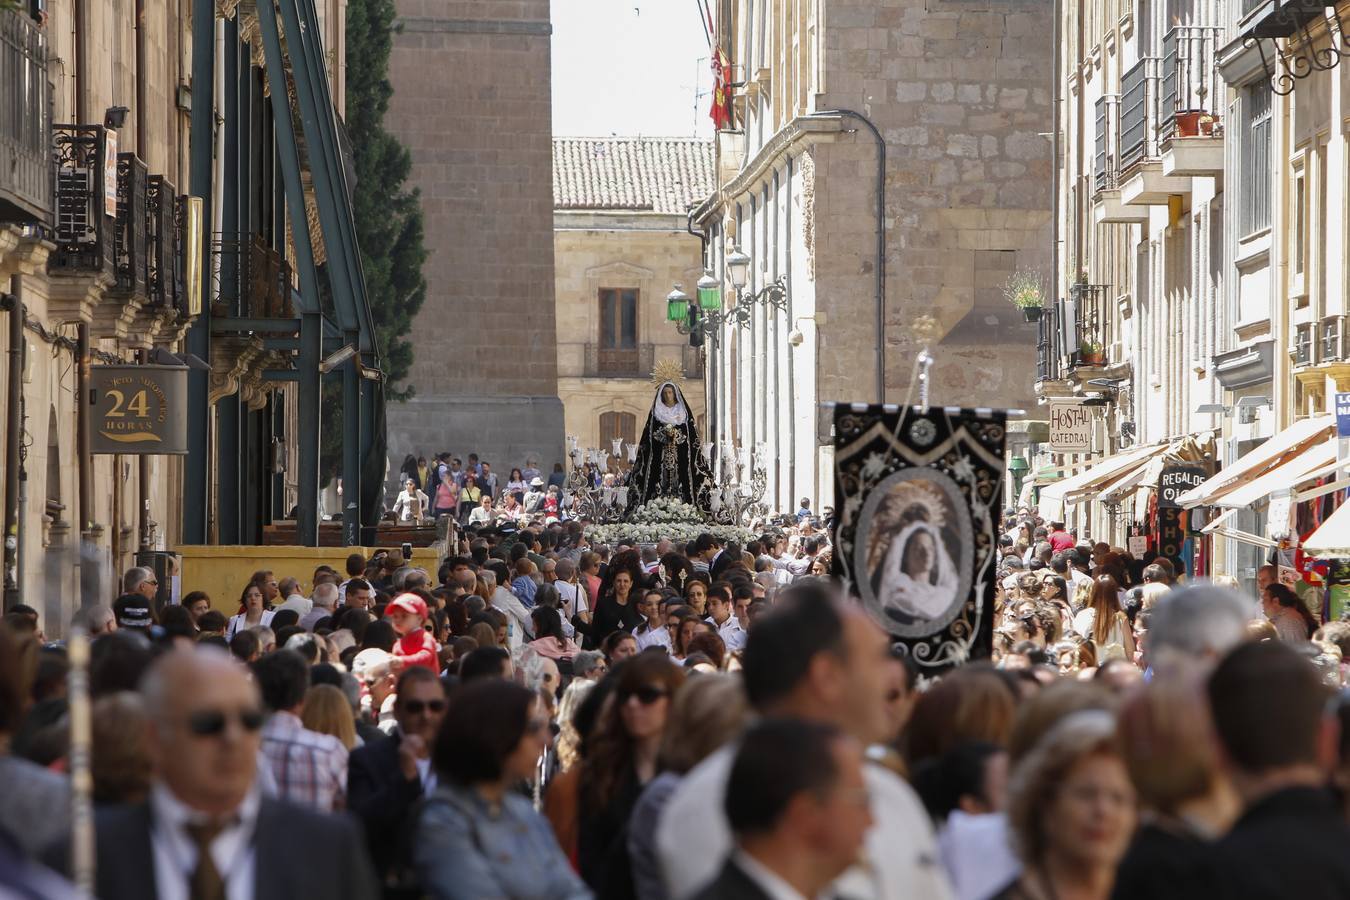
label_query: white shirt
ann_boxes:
[150,780,260,900]
[655,745,952,900]
[225,610,275,641]
[1069,568,1094,594]
[491,586,533,647]
[633,620,673,652]
[555,579,588,617]
[937,811,1020,900]
[713,616,747,652]
[733,850,808,900]
[393,488,429,522]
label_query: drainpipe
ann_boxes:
[135,20,151,555]
[74,0,88,124]
[1051,0,1062,337]
[4,276,23,610]
[814,109,885,402]
[77,325,92,550]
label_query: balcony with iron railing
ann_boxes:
[583,342,656,378]
[0,9,51,225]
[211,233,295,322]
[1036,284,1115,387]
[1106,25,1224,207]
[51,124,115,276]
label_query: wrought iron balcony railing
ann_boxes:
[1068,283,1111,369]
[211,233,294,320]
[113,152,148,296]
[1320,315,1344,363]
[1037,284,1115,384]
[1094,94,1120,192]
[52,124,115,274]
[1294,322,1313,366]
[0,10,51,225]
[583,342,655,378]
[146,175,184,309]
[1160,26,1224,140]
[1120,58,1162,172]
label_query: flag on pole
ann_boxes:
[710,46,732,129]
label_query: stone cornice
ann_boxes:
[691,114,844,225]
[552,211,690,232]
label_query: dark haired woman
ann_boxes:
[415,679,589,899]
[577,655,685,897]
[590,567,645,647]
[529,607,580,661]
[1263,582,1317,642]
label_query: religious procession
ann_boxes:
[7,0,1350,897]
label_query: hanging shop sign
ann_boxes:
[1158,464,1207,509]
[1048,402,1092,453]
[89,365,189,455]
[832,404,1006,675]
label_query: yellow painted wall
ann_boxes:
[179,545,441,614]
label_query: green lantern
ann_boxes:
[666,285,690,323]
[696,271,721,310]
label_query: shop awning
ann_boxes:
[1201,506,1280,549]
[1037,442,1170,519]
[1177,415,1335,509]
[1096,434,1214,505]
[1211,440,1338,509]
[1302,499,1350,558]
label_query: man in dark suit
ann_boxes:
[348,666,447,896]
[47,648,377,900]
[693,718,872,900]
[1204,640,1350,899]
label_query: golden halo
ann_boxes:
[651,358,685,387]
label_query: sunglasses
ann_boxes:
[623,685,669,706]
[186,708,265,737]
[402,699,446,716]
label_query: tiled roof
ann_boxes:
[553,137,716,215]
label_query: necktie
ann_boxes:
[185,821,227,900]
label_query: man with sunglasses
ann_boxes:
[349,667,448,894]
[53,648,376,899]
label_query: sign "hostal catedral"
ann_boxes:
[89,365,189,455]
[1048,402,1092,453]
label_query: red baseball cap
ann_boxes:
[388,593,428,620]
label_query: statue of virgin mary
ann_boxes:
[625,381,713,515]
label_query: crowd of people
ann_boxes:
[3,500,1350,900]
[393,453,571,526]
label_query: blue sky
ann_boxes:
[551,0,715,139]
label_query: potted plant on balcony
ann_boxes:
[1004,269,1045,323]
[1078,339,1106,367]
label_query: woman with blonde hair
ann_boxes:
[992,711,1136,900]
[627,674,749,900]
[302,683,359,750]
[1112,679,1237,899]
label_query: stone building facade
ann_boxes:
[553,137,712,459]
[694,0,1054,510]
[0,0,352,631]
[384,0,564,473]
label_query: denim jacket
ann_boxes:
[415,783,593,900]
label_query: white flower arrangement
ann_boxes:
[584,498,755,547]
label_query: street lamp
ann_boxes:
[725,244,751,290]
[697,270,721,310]
[666,284,691,323]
